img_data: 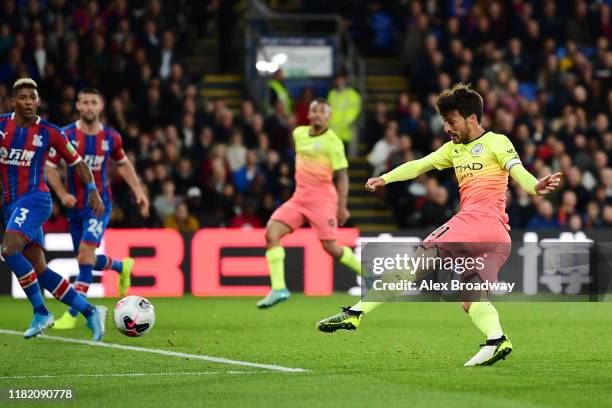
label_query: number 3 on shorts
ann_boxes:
[87,218,103,239]
[14,208,29,227]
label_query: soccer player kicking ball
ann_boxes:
[0,78,107,340]
[316,83,561,366]
[257,98,362,308]
[45,88,149,329]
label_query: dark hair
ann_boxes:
[435,83,483,123]
[78,87,103,100]
[12,78,37,95]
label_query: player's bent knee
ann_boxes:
[265,228,279,245]
[77,245,96,265]
[265,221,287,246]
[1,235,26,258]
[461,273,489,305]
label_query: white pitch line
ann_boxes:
[0,329,307,373]
[0,371,263,380]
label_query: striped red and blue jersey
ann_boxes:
[0,112,82,204]
[47,121,127,209]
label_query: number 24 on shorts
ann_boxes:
[87,218,104,239]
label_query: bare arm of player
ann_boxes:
[334,168,350,226]
[73,161,105,216]
[44,163,76,208]
[117,159,150,217]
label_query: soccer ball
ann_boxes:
[113,296,156,337]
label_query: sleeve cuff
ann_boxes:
[45,160,58,168]
[67,157,82,167]
[380,174,392,184]
[117,156,129,164]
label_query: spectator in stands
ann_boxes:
[528,200,561,229]
[328,71,362,146]
[174,157,197,196]
[364,101,389,149]
[233,149,261,194]
[558,190,578,227]
[229,198,263,229]
[226,129,247,172]
[368,121,398,176]
[584,201,602,228]
[164,201,200,233]
[153,179,180,223]
[267,69,292,115]
[294,86,315,126]
[420,185,453,227]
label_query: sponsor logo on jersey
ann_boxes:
[102,140,109,151]
[84,154,105,171]
[0,147,35,166]
[454,162,484,172]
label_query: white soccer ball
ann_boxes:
[113,295,156,337]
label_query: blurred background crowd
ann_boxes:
[0,0,610,233]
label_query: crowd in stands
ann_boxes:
[358,0,612,230]
[0,0,611,233]
[0,0,280,232]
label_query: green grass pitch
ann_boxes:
[0,295,611,407]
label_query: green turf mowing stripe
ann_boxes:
[0,371,264,380]
[0,329,307,373]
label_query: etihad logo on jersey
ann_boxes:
[454,162,483,172]
[84,155,105,170]
[0,147,35,166]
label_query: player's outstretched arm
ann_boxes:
[334,168,350,226]
[365,156,436,192]
[509,164,562,195]
[117,159,150,217]
[45,163,76,208]
[73,161,105,216]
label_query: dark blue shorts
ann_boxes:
[67,205,112,250]
[3,192,52,248]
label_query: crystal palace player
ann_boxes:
[46,88,149,330]
[317,84,562,366]
[0,78,107,340]
[256,98,362,308]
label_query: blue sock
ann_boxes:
[38,268,94,318]
[95,255,123,273]
[5,253,49,315]
[68,264,93,317]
